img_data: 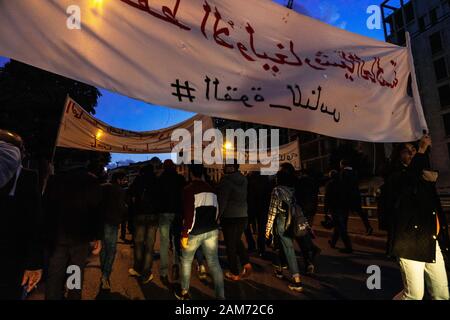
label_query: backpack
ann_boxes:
[285,196,310,238]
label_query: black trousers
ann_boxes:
[330,211,352,250]
[221,218,250,276]
[133,215,158,277]
[244,219,256,251]
[256,212,268,255]
[354,207,372,232]
[45,242,91,300]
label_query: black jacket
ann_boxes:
[296,175,319,218]
[386,154,450,262]
[43,167,103,248]
[101,183,127,226]
[0,169,43,276]
[157,169,186,215]
[128,173,159,217]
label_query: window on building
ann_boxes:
[439,84,450,108]
[394,10,404,30]
[430,8,438,25]
[434,57,449,81]
[404,3,415,23]
[430,32,443,55]
[443,113,450,136]
[418,16,426,32]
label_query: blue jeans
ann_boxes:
[133,215,158,277]
[159,213,177,277]
[275,215,300,278]
[100,224,119,279]
[181,229,225,299]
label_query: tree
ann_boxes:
[0,60,109,178]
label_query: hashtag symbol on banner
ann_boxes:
[171,79,196,103]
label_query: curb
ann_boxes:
[314,228,387,251]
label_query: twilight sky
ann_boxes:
[0,0,386,166]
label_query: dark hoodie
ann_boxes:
[217,172,248,219]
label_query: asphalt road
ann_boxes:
[29,231,403,300]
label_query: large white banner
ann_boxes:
[57,97,214,154]
[0,0,427,142]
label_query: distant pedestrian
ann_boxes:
[386,136,449,300]
[99,171,128,291]
[176,164,224,300]
[339,160,373,236]
[127,165,159,284]
[325,162,354,254]
[265,165,304,293]
[218,163,252,281]
[247,171,272,258]
[157,159,186,286]
[0,130,43,300]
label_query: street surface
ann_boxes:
[29,226,403,300]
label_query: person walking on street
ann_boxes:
[218,163,252,281]
[176,164,224,300]
[43,157,103,300]
[325,163,354,254]
[265,166,304,293]
[157,159,186,286]
[0,130,43,300]
[127,165,160,284]
[247,171,272,258]
[339,161,373,236]
[386,136,449,300]
[99,171,128,291]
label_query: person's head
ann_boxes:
[223,161,239,175]
[0,129,24,156]
[276,163,297,187]
[340,159,351,170]
[190,164,204,181]
[111,171,127,186]
[398,143,417,166]
[163,159,176,173]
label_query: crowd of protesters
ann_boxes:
[0,129,448,300]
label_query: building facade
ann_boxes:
[381,0,450,190]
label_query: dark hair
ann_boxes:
[111,171,126,183]
[190,164,204,179]
[0,129,24,151]
[280,162,295,175]
[276,165,297,187]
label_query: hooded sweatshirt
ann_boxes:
[0,141,21,192]
[217,171,248,219]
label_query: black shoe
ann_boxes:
[366,227,374,236]
[271,262,288,270]
[339,248,353,254]
[274,269,284,279]
[328,240,336,249]
[174,288,191,300]
[160,275,170,287]
[172,265,180,282]
[288,281,304,292]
